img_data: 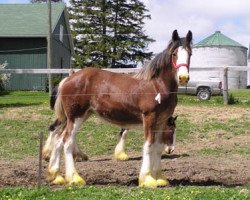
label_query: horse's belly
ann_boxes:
[92,105,142,126]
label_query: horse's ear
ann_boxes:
[174,115,178,121]
[186,30,192,43]
[172,30,180,41]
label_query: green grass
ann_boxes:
[0,186,250,200]
[0,91,249,160]
[230,89,250,100]
[178,89,250,106]
[0,91,49,108]
[199,147,250,156]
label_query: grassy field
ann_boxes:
[1,185,250,200]
[0,90,250,199]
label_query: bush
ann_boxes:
[0,62,10,93]
[228,93,239,105]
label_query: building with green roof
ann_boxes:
[194,31,247,49]
[0,3,74,90]
[191,31,248,89]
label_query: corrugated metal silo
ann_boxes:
[191,31,248,89]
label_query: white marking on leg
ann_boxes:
[114,129,128,156]
[49,134,64,173]
[152,134,164,177]
[140,141,152,178]
[64,118,82,181]
[43,131,56,157]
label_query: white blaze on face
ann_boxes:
[176,47,190,86]
[165,130,176,154]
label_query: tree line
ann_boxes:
[31,0,154,68]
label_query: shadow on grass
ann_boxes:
[0,102,44,108]
[0,91,10,96]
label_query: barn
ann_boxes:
[191,31,248,89]
[0,3,74,91]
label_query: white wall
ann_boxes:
[190,46,247,88]
[247,60,250,86]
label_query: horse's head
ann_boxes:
[162,116,177,154]
[170,30,192,86]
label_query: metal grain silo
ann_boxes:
[191,31,248,89]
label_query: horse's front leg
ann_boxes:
[139,116,169,188]
[139,138,169,188]
[152,137,169,187]
[113,128,129,161]
[64,119,85,185]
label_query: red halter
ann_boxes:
[172,55,189,70]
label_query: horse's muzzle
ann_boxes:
[165,146,175,154]
[178,74,189,86]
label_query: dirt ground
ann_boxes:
[0,153,249,187]
[0,105,249,187]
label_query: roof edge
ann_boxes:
[194,44,248,50]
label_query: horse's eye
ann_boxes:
[172,53,177,57]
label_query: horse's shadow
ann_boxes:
[90,153,189,162]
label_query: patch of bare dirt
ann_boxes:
[0,153,249,187]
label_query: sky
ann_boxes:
[1,0,250,54]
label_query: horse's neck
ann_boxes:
[153,69,177,91]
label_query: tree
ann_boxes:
[69,0,154,68]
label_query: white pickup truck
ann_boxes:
[178,80,222,100]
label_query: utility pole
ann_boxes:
[47,0,52,96]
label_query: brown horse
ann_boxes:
[45,30,192,188]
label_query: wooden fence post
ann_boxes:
[38,132,44,187]
[223,67,229,105]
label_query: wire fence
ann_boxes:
[1,67,250,104]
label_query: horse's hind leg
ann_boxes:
[113,128,129,161]
[47,129,65,185]
[73,141,89,162]
[64,118,85,185]
[43,119,62,162]
[43,119,88,162]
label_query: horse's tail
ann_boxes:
[50,85,58,110]
[52,70,75,121]
[54,77,68,123]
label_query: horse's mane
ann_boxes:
[135,37,191,80]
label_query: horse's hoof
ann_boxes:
[47,169,65,185]
[156,178,169,187]
[66,172,86,186]
[113,152,129,161]
[51,175,66,185]
[139,175,158,188]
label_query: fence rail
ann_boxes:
[0,66,249,74]
[1,66,250,105]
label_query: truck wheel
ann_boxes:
[197,88,211,100]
